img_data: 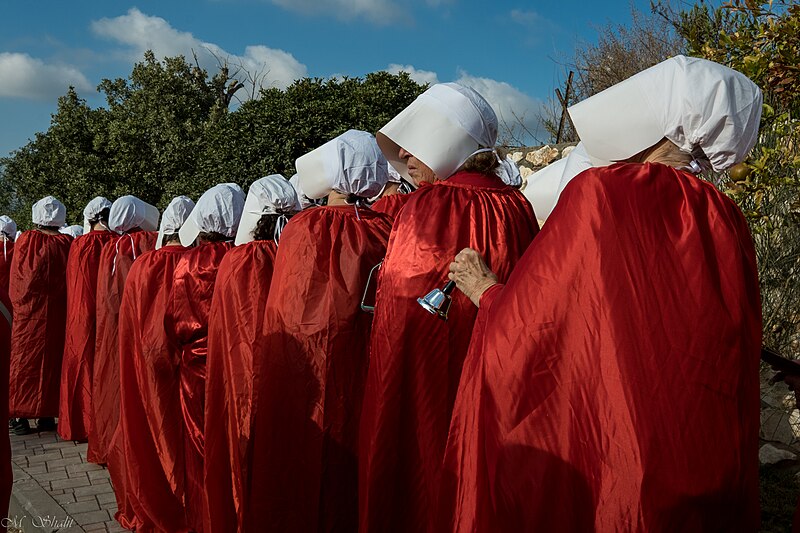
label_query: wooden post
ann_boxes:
[556,71,574,143]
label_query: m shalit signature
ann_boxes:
[2,514,76,529]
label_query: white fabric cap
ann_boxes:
[377,82,498,181]
[0,216,17,239]
[156,196,195,250]
[387,162,403,184]
[296,129,389,200]
[523,143,594,223]
[32,196,67,227]
[82,196,112,233]
[235,175,299,246]
[109,196,160,234]
[179,183,245,247]
[496,155,522,187]
[59,225,84,238]
[289,174,314,210]
[569,55,763,171]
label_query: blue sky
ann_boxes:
[0,0,657,157]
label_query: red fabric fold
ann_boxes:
[370,193,412,219]
[89,231,156,463]
[117,245,192,532]
[165,241,232,533]
[9,231,72,418]
[0,284,13,532]
[203,240,277,533]
[0,240,14,302]
[58,231,117,441]
[247,205,392,533]
[358,171,538,532]
[440,163,761,532]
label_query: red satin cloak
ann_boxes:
[0,241,14,300]
[58,231,117,441]
[440,163,762,532]
[370,192,412,219]
[203,240,277,533]
[0,285,13,532]
[246,205,392,533]
[89,231,156,464]
[9,231,72,418]
[165,241,232,533]
[117,245,192,532]
[358,171,538,532]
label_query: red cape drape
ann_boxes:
[370,192,412,219]
[58,231,117,441]
[89,231,156,464]
[440,163,761,532]
[203,240,277,533]
[358,172,538,532]
[9,231,72,418]
[0,240,14,302]
[0,284,13,532]
[165,241,231,533]
[246,206,392,533]
[117,245,192,532]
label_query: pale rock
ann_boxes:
[510,151,524,163]
[519,165,533,192]
[561,145,576,159]
[526,146,560,167]
[760,406,799,445]
[759,443,797,464]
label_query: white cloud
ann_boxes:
[268,0,406,25]
[455,71,546,144]
[0,52,93,101]
[91,8,307,95]
[385,64,439,85]
[510,9,542,25]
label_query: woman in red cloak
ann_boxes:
[114,196,195,531]
[246,130,393,533]
[369,162,413,220]
[89,195,159,464]
[9,197,72,435]
[164,183,244,533]
[203,175,299,533]
[357,84,538,532]
[442,56,764,532]
[58,197,115,442]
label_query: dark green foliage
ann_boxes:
[0,52,425,228]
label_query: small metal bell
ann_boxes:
[417,280,456,321]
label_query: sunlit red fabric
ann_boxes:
[9,231,72,418]
[165,241,231,533]
[246,206,392,532]
[89,231,156,464]
[439,163,761,532]
[203,240,277,533]
[0,285,13,531]
[357,171,538,532]
[0,241,14,301]
[117,245,192,532]
[370,192,413,219]
[58,231,117,441]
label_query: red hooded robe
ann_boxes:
[439,163,761,532]
[203,240,277,533]
[246,205,392,533]
[9,231,72,417]
[116,244,192,532]
[358,171,538,532]
[0,240,14,300]
[370,192,413,220]
[0,284,13,532]
[164,241,232,533]
[58,230,117,441]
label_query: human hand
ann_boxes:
[448,248,498,307]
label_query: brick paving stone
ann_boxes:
[54,492,76,504]
[74,483,114,498]
[42,441,79,450]
[46,456,84,469]
[88,470,110,482]
[32,470,70,483]
[27,451,63,464]
[25,464,47,474]
[70,509,110,525]
[63,499,101,514]
[76,494,99,502]
[47,463,67,473]
[60,447,84,458]
[67,462,105,474]
[96,492,117,504]
[51,476,91,490]
[106,520,128,532]
[83,524,107,532]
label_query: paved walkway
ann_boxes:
[8,420,127,533]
